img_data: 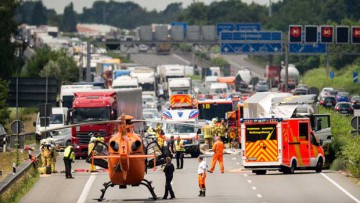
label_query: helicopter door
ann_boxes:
[86,141,109,169]
[144,136,166,169]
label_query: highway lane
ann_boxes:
[20,154,360,203]
[221,55,265,79]
[130,53,191,66]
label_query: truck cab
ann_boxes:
[34,107,68,141]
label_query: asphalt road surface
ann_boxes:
[130,53,191,67]
[220,55,265,79]
[21,154,360,203]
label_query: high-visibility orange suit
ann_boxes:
[209,137,225,173]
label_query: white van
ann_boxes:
[35,107,68,140]
[209,83,229,99]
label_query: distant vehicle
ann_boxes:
[351,96,360,109]
[209,82,229,98]
[336,92,351,102]
[293,87,309,95]
[51,128,72,148]
[142,94,157,109]
[265,65,280,87]
[255,81,270,92]
[320,96,336,108]
[143,108,159,118]
[143,112,157,120]
[279,64,299,92]
[319,87,334,100]
[334,102,354,115]
[0,124,8,148]
[138,44,149,53]
[35,107,68,141]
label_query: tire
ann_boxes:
[289,160,296,174]
[254,170,267,175]
[315,157,323,173]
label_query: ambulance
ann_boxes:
[241,117,325,175]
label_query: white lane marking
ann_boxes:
[77,174,97,203]
[257,194,262,198]
[172,54,191,65]
[247,180,252,183]
[321,173,360,203]
[243,174,248,177]
[252,186,257,190]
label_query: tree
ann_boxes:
[31,1,47,26]
[0,0,21,78]
[0,79,10,125]
[61,3,77,32]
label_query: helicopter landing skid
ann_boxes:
[95,181,114,202]
[140,179,157,200]
[95,179,157,202]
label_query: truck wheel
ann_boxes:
[315,158,323,173]
[289,160,296,174]
[254,170,267,175]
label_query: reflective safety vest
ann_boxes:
[175,140,185,152]
[157,135,165,147]
[218,125,227,137]
[64,146,75,160]
[229,128,237,139]
[202,125,213,139]
[88,142,95,156]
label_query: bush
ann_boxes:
[211,57,229,67]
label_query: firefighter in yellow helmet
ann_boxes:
[218,119,228,144]
[40,139,47,167]
[43,139,52,170]
[88,137,97,172]
[47,138,58,173]
[202,122,213,149]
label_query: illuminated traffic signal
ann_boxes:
[320,26,334,43]
[289,25,302,43]
[336,26,350,44]
[351,26,360,44]
[305,26,318,43]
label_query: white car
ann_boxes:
[319,87,334,100]
[138,44,149,53]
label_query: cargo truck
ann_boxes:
[69,88,142,158]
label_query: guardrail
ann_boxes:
[0,150,40,196]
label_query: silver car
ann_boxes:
[51,128,72,148]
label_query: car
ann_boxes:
[51,128,72,148]
[351,95,360,109]
[143,112,157,120]
[336,92,351,102]
[138,44,149,53]
[255,81,269,92]
[143,108,160,118]
[319,87,334,99]
[293,87,309,95]
[0,124,8,148]
[320,96,336,108]
[334,102,354,115]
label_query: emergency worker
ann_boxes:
[48,138,58,173]
[63,145,75,179]
[157,129,165,149]
[146,125,156,136]
[218,119,227,144]
[197,156,207,197]
[202,122,213,148]
[174,136,185,169]
[88,137,97,172]
[40,139,46,167]
[43,139,52,169]
[210,118,219,139]
[209,137,225,173]
[165,135,175,158]
[155,123,162,137]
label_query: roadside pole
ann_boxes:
[284,43,289,92]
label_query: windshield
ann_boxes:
[50,114,63,124]
[73,108,110,123]
[198,103,233,120]
[113,85,137,89]
[166,123,195,134]
[210,88,228,94]
[139,83,155,91]
[171,89,190,94]
[63,95,74,109]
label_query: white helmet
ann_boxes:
[90,137,97,143]
[40,139,46,145]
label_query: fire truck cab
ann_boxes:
[241,118,325,175]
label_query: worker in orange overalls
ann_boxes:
[197,156,207,197]
[209,137,225,173]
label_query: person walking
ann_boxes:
[88,137,97,172]
[63,145,75,179]
[218,119,228,144]
[162,157,175,200]
[174,136,185,169]
[209,137,225,173]
[202,122,213,149]
[197,156,207,197]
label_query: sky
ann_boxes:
[39,0,279,14]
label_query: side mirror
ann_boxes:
[33,121,36,127]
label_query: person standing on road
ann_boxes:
[174,136,185,169]
[165,135,175,158]
[88,137,97,172]
[218,119,228,144]
[197,156,207,197]
[209,137,225,173]
[63,145,75,179]
[202,122,213,149]
[162,157,176,200]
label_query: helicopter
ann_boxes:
[39,114,199,201]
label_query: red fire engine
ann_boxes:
[241,118,325,175]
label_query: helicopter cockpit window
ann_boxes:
[73,108,111,123]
